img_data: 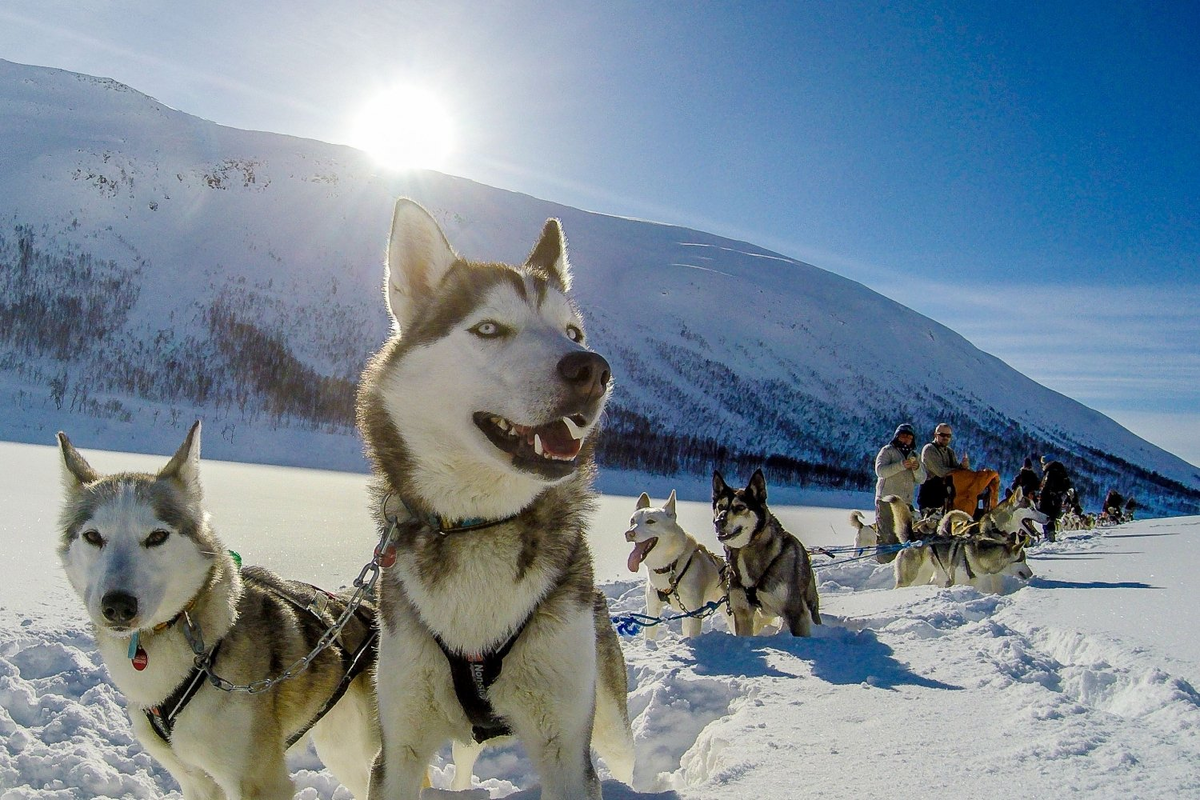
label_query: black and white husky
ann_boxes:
[56,422,379,799]
[357,199,635,799]
[711,469,822,637]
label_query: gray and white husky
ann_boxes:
[357,199,635,799]
[625,490,731,639]
[711,469,821,637]
[888,487,1044,591]
[56,422,379,799]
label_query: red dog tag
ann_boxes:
[375,543,397,568]
[131,646,149,671]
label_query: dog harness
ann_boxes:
[723,520,777,609]
[383,494,563,744]
[433,620,532,744]
[653,546,699,606]
[144,571,376,746]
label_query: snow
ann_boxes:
[3,440,1199,799]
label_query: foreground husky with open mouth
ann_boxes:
[56,423,379,799]
[358,199,635,799]
[625,490,731,639]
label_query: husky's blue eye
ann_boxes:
[566,325,583,343]
[469,321,506,338]
[146,529,170,547]
[82,530,103,547]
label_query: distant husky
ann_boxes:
[711,469,821,637]
[357,199,634,799]
[848,510,878,556]
[625,490,730,639]
[888,487,1043,591]
[57,423,379,799]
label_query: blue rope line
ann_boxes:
[611,600,726,637]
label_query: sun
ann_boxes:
[350,85,454,171]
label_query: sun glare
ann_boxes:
[351,85,454,171]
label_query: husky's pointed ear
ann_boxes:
[712,471,727,499]
[636,492,651,510]
[57,432,99,492]
[385,199,458,331]
[158,421,202,495]
[526,218,571,293]
[748,469,768,504]
[665,489,677,516]
[1010,486,1023,505]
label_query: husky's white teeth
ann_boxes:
[533,434,544,456]
[561,416,585,440]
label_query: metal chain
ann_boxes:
[184,516,398,695]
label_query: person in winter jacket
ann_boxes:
[1038,457,1073,542]
[875,423,926,509]
[872,423,926,564]
[918,423,969,511]
[1010,458,1041,503]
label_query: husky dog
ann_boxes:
[711,469,821,637]
[848,510,878,556]
[625,490,730,639]
[888,488,1043,591]
[357,199,634,799]
[56,423,379,799]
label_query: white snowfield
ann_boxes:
[1,440,1197,799]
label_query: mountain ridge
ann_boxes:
[1,58,1196,516]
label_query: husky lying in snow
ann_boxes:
[712,469,821,637]
[357,199,634,799]
[887,487,1044,592]
[625,490,731,639]
[57,422,379,799]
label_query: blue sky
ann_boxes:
[1,0,1197,465]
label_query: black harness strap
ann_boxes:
[245,570,380,748]
[653,548,698,604]
[730,541,784,611]
[434,621,529,744]
[145,640,222,744]
[286,622,378,748]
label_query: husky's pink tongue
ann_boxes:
[538,421,582,459]
[627,538,657,572]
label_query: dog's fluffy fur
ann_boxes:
[57,423,379,799]
[625,490,730,639]
[357,199,634,799]
[712,469,821,637]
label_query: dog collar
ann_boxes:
[387,494,521,535]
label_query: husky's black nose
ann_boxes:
[558,351,611,403]
[101,591,138,625]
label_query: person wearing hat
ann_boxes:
[918,423,969,511]
[1009,457,1041,503]
[872,424,926,564]
[875,423,926,509]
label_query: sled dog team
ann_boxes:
[54,199,1034,800]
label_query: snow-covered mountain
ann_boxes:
[1,59,1196,515]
